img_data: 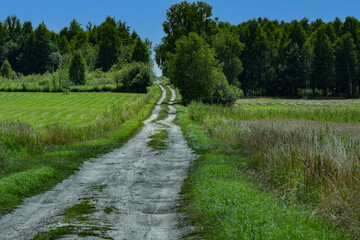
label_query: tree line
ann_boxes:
[0,15,151,77]
[156,1,360,103]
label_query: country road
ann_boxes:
[0,83,197,240]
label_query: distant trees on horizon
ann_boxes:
[156,1,360,100]
[0,15,151,77]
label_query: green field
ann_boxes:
[189,98,360,124]
[0,92,146,127]
[177,98,360,239]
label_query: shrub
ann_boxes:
[205,69,241,105]
[117,63,153,93]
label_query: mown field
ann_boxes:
[0,86,161,214]
[176,98,360,239]
[0,92,147,127]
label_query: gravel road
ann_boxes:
[0,83,196,240]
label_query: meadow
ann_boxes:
[0,91,147,127]
[189,97,360,123]
[176,98,360,239]
[0,86,161,214]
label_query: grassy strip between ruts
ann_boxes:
[148,129,168,150]
[174,104,354,239]
[153,84,171,122]
[0,85,161,215]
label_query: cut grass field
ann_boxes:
[0,92,146,127]
[0,85,161,215]
[175,97,358,239]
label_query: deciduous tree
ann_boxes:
[166,32,218,104]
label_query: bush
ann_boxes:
[205,69,241,105]
[117,63,153,93]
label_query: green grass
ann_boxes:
[62,200,96,222]
[104,206,119,214]
[33,225,114,240]
[175,103,355,239]
[186,98,360,234]
[33,196,115,239]
[154,84,171,122]
[147,129,168,150]
[0,85,161,215]
[189,98,360,123]
[0,91,146,127]
[183,154,351,239]
[0,166,56,213]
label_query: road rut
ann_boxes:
[0,83,196,240]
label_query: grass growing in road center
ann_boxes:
[153,84,171,122]
[148,130,168,150]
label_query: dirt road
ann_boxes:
[0,83,196,239]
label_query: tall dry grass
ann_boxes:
[188,102,360,232]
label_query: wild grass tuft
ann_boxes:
[147,130,168,150]
[0,166,56,213]
[62,200,96,222]
[153,84,172,122]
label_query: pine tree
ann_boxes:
[96,17,120,71]
[212,29,243,86]
[0,59,11,78]
[335,33,358,96]
[132,38,150,63]
[313,25,335,96]
[239,20,272,96]
[69,51,86,85]
[278,43,302,97]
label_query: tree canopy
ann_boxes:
[0,15,151,76]
[156,1,360,98]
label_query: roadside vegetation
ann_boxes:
[155,2,360,237]
[176,102,357,239]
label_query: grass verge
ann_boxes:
[175,104,354,239]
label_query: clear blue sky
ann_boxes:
[1,0,359,75]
